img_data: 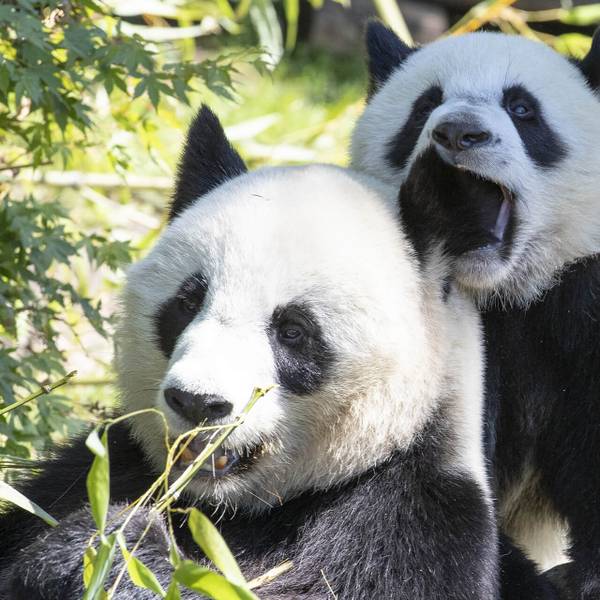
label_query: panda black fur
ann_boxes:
[352,23,600,600]
[0,107,498,599]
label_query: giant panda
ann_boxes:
[0,106,498,599]
[351,23,600,600]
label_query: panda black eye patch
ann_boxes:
[387,85,443,170]
[502,85,567,168]
[268,303,333,395]
[154,272,208,358]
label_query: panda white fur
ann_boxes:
[0,107,497,599]
[352,23,600,600]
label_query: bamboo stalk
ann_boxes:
[7,171,172,190]
[372,0,413,45]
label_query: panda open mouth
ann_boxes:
[175,435,264,478]
[400,149,516,258]
[456,170,515,248]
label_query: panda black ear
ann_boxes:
[366,20,415,97]
[169,105,247,221]
[579,27,600,91]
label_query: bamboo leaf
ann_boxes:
[174,561,258,600]
[561,5,600,26]
[165,580,182,600]
[86,428,110,533]
[117,533,166,597]
[0,481,58,527]
[188,508,246,585]
[83,545,97,589]
[554,33,593,58]
[82,533,118,600]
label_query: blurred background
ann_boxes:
[1,0,598,476]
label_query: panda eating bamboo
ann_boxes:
[0,107,497,599]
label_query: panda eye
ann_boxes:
[175,273,208,315]
[178,295,201,314]
[414,87,443,123]
[278,322,306,345]
[508,99,535,120]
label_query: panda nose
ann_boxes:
[432,121,491,152]
[164,388,233,423]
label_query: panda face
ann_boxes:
[353,29,600,305]
[116,163,442,513]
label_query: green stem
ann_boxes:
[0,370,77,417]
[155,386,275,512]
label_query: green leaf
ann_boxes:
[83,545,98,589]
[0,481,58,527]
[165,580,182,600]
[187,508,246,586]
[86,428,110,533]
[561,5,600,26]
[554,33,593,59]
[0,63,10,94]
[117,532,166,597]
[174,561,259,600]
[82,533,118,600]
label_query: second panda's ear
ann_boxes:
[579,28,600,91]
[169,105,247,221]
[366,20,415,97]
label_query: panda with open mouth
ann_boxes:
[352,22,600,600]
[0,107,498,599]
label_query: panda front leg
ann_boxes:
[2,503,193,600]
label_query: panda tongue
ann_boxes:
[492,195,512,242]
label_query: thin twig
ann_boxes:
[516,8,566,23]
[248,560,294,589]
[0,160,52,172]
[0,371,77,417]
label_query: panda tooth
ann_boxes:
[215,455,229,470]
[493,195,512,242]
[179,446,195,465]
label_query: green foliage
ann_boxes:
[80,390,275,598]
[0,1,259,162]
[118,536,166,597]
[0,194,129,457]
[187,508,247,586]
[86,428,110,533]
[0,479,58,526]
[0,0,264,465]
[173,561,259,600]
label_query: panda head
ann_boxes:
[352,23,600,306]
[115,107,448,514]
